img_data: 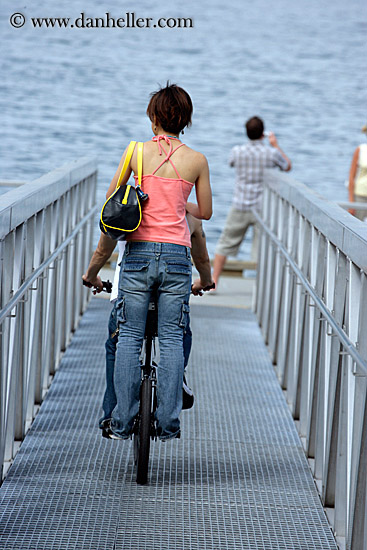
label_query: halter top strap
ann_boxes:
[152,135,185,179]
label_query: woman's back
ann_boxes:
[127,136,196,246]
[130,138,206,185]
[106,83,212,224]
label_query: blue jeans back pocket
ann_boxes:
[165,260,191,275]
[121,258,150,290]
[164,259,191,294]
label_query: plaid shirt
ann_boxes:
[229,140,289,211]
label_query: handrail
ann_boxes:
[0,158,98,480]
[255,170,367,550]
[0,207,96,324]
[337,201,367,210]
[253,209,367,377]
[262,172,367,270]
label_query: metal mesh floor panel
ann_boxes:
[0,299,337,549]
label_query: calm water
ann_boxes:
[1,0,366,257]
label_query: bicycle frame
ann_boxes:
[134,291,159,485]
[142,294,158,378]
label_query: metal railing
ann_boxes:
[0,158,98,479]
[254,171,367,550]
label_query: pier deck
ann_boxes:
[0,293,337,550]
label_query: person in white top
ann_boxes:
[348,124,367,221]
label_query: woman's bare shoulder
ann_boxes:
[182,145,208,165]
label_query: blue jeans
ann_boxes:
[110,241,192,440]
[99,305,119,427]
[99,303,192,427]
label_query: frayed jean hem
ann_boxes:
[159,428,181,441]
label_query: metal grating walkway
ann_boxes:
[0,299,337,550]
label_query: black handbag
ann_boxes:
[100,141,148,241]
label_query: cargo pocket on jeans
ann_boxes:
[164,259,192,294]
[123,259,150,271]
[115,297,126,326]
[165,260,191,276]
[122,258,150,290]
[179,302,190,329]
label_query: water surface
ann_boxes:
[1,0,366,256]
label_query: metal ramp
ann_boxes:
[0,299,337,550]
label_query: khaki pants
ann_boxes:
[215,207,258,261]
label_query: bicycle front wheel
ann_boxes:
[136,377,152,485]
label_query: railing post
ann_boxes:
[349,273,367,550]
[254,169,367,549]
[0,157,98,480]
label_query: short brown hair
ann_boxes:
[146,83,193,134]
[245,116,264,140]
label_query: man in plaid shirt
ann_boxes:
[212,116,291,286]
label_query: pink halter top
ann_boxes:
[127,135,194,247]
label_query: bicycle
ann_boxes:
[83,278,214,485]
[83,278,158,484]
[132,282,215,484]
[133,290,159,485]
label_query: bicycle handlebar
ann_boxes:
[82,279,112,293]
[83,279,214,296]
[202,282,216,291]
[191,281,216,295]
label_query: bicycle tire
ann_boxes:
[133,432,139,466]
[136,377,152,485]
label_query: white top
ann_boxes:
[110,241,126,302]
[355,143,367,197]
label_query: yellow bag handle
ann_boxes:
[115,141,137,189]
[137,142,143,188]
[115,141,144,189]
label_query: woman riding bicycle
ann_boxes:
[104,83,212,440]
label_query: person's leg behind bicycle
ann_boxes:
[99,304,118,433]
